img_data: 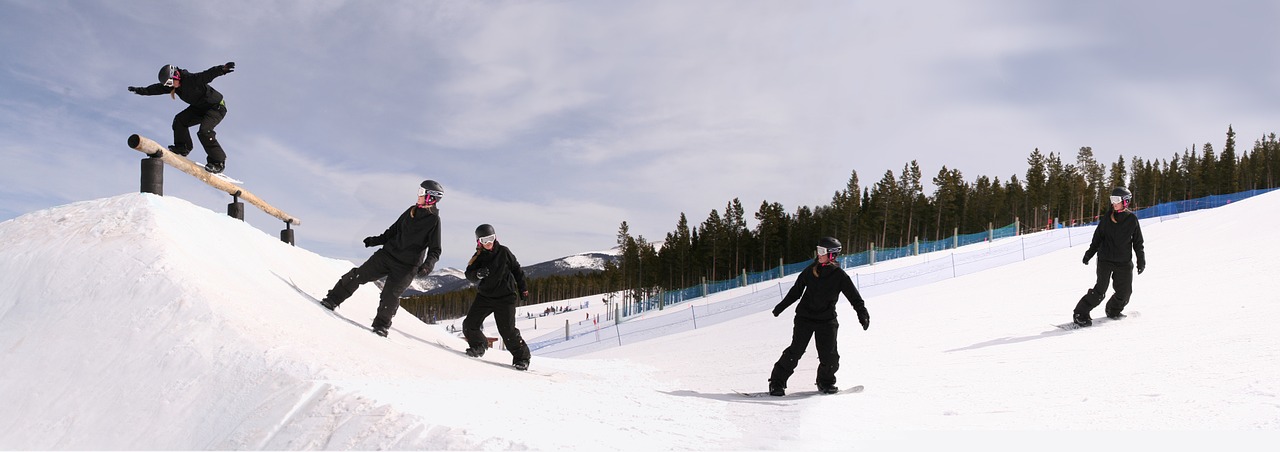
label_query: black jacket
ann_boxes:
[137,65,230,108]
[465,242,527,303]
[1084,209,1145,266]
[369,205,441,271]
[775,262,868,322]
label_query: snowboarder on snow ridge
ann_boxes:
[462,224,532,371]
[1074,187,1146,327]
[319,180,444,337]
[768,237,870,396]
[128,62,235,174]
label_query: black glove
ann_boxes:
[223,62,235,73]
[1136,261,1145,275]
[772,303,785,317]
[362,236,384,247]
[417,262,434,277]
[475,268,490,279]
[858,312,870,331]
[127,86,144,94]
[1082,252,1093,265]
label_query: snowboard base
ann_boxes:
[737,384,864,398]
[190,162,243,184]
[1054,311,1140,330]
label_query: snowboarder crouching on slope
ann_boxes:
[769,237,870,396]
[462,224,533,371]
[319,180,444,337]
[128,62,235,174]
[1074,186,1146,327]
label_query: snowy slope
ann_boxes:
[1,192,1279,450]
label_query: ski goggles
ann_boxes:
[417,187,444,204]
[816,245,841,256]
[162,66,180,87]
[1109,195,1129,205]
[477,234,497,245]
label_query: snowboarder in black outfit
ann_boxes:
[320,180,444,337]
[462,224,533,371]
[768,237,870,396]
[128,63,236,174]
[1074,186,1146,327]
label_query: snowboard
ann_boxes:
[435,340,553,376]
[165,147,244,184]
[1054,311,1140,331]
[737,385,864,398]
[189,161,244,184]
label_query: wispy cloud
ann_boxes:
[3,0,1278,268]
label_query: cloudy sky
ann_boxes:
[2,0,1277,269]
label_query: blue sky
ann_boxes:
[2,0,1277,269]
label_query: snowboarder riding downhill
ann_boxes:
[319,180,443,337]
[768,237,870,396]
[128,62,235,174]
[462,224,532,371]
[1074,186,1146,327]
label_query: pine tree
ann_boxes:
[1025,148,1049,230]
[754,200,788,271]
[1221,125,1238,193]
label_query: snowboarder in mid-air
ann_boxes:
[768,237,870,396]
[462,224,533,371]
[1074,187,1146,327]
[128,62,235,174]
[319,180,443,337]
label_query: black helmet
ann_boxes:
[1110,187,1132,207]
[158,64,178,83]
[475,224,496,244]
[418,180,444,204]
[816,236,841,255]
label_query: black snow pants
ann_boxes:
[321,249,416,330]
[770,317,840,388]
[462,296,531,363]
[1074,259,1134,318]
[173,103,227,164]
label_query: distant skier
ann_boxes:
[128,63,236,174]
[462,224,532,371]
[319,180,444,337]
[1074,187,1146,327]
[768,237,870,396]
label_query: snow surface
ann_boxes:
[2,192,1279,450]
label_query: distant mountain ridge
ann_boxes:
[402,248,620,296]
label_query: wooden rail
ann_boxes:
[127,134,301,226]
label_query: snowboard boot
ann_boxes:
[1073,312,1092,328]
[768,380,786,397]
[167,145,190,157]
[372,326,389,337]
[319,299,338,311]
[513,360,530,371]
[817,382,839,394]
[205,161,225,174]
[1105,294,1128,319]
[465,347,485,358]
